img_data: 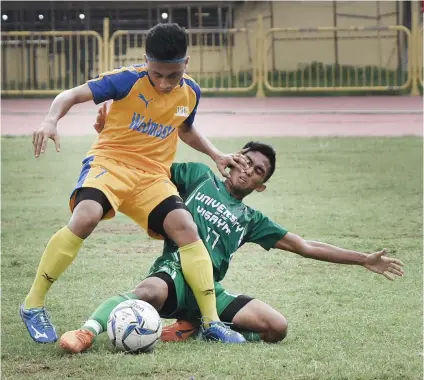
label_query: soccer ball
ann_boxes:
[107,299,162,353]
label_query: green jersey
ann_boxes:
[152,162,288,282]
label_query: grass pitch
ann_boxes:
[2,136,422,380]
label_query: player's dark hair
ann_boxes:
[146,23,187,61]
[242,141,276,182]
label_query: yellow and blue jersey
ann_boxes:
[86,64,201,176]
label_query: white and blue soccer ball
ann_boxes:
[107,299,162,353]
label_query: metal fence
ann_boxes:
[418,27,423,87]
[0,18,421,96]
[1,31,103,95]
[262,26,413,93]
[109,27,257,93]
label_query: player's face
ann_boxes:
[145,56,189,94]
[228,151,271,195]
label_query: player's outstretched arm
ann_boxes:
[33,83,93,158]
[178,122,248,178]
[274,232,404,281]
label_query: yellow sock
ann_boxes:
[24,226,83,309]
[179,240,219,327]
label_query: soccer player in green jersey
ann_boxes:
[59,120,404,352]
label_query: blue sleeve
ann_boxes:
[183,78,201,126]
[87,69,141,104]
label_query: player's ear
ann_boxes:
[143,54,148,64]
[185,56,190,67]
[255,184,266,193]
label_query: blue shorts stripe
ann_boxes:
[74,155,95,192]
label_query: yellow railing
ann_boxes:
[1,31,103,95]
[262,26,413,93]
[109,27,257,93]
[108,30,147,69]
[1,18,421,96]
[418,28,423,87]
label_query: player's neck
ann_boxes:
[224,180,245,200]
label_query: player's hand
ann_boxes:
[364,249,405,280]
[215,151,249,178]
[32,119,60,158]
[93,103,108,134]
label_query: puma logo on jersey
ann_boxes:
[203,289,215,296]
[175,106,190,117]
[31,325,48,339]
[138,93,153,109]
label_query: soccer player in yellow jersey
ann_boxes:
[21,23,246,344]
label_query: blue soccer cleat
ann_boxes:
[20,304,58,343]
[202,321,246,343]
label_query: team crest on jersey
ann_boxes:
[175,106,190,117]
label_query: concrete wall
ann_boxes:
[233,1,401,71]
[1,46,54,88]
[2,1,404,88]
[2,39,99,89]
[112,34,255,80]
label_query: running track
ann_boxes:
[1,96,422,137]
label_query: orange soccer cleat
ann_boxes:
[59,329,95,353]
[160,320,199,342]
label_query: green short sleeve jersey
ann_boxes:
[154,162,288,282]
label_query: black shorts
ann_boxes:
[149,271,254,323]
[74,189,188,238]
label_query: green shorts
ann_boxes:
[147,260,253,323]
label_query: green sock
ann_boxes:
[82,292,138,336]
[236,330,262,342]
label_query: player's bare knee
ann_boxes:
[163,210,199,245]
[264,316,288,343]
[173,218,198,238]
[69,200,103,238]
[132,278,168,310]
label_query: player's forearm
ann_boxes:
[178,124,222,161]
[45,84,92,124]
[44,91,79,123]
[304,240,367,265]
